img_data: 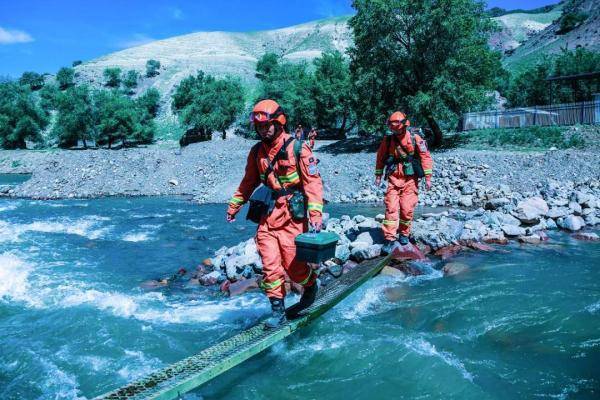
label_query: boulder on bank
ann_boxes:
[513,197,548,225]
[558,215,585,231]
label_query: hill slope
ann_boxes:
[74,8,564,109]
[504,0,600,71]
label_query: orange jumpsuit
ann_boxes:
[375,132,433,240]
[227,132,324,299]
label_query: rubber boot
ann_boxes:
[398,235,409,246]
[286,283,318,319]
[264,297,286,329]
[381,240,399,255]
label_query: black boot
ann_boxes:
[398,235,409,245]
[286,283,318,319]
[381,239,399,255]
[264,297,286,329]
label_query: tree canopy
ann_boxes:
[349,0,503,146]
[0,82,47,149]
[172,71,245,140]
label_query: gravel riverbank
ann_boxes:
[0,134,599,207]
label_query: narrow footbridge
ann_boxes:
[94,255,392,400]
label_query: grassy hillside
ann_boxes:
[504,0,600,72]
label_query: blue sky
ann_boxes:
[0,0,559,77]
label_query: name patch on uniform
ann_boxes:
[308,159,319,175]
[418,140,427,152]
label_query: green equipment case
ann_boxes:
[295,231,339,264]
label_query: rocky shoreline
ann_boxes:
[184,179,599,297]
[0,135,599,206]
[1,135,598,296]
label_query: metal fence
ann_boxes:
[462,98,600,131]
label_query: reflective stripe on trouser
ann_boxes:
[255,218,316,299]
[382,177,419,240]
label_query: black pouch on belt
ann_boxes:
[288,189,307,220]
[246,185,275,224]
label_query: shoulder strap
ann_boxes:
[293,139,302,167]
[263,137,295,185]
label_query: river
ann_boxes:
[0,182,598,399]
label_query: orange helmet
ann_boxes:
[388,111,410,128]
[249,99,287,126]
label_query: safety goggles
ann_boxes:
[249,107,283,124]
[388,118,407,127]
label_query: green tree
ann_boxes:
[19,72,45,91]
[146,59,161,77]
[136,88,160,117]
[0,82,47,149]
[52,85,95,148]
[313,50,354,138]
[94,89,155,147]
[103,67,122,88]
[56,67,75,90]
[506,48,600,107]
[254,53,316,129]
[72,60,83,67]
[122,70,140,93]
[349,0,503,146]
[172,71,245,140]
[39,83,61,112]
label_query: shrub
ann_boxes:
[146,59,161,78]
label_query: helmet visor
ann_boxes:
[249,111,272,124]
[388,118,407,128]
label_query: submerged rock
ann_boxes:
[442,262,469,276]
[572,232,600,242]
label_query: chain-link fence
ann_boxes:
[462,97,600,131]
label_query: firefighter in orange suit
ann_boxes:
[226,99,324,328]
[375,112,433,251]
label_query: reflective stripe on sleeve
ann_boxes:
[307,202,323,212]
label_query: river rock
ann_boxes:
[335,244,351,263]
[199,270,223,286]
[547,207,570,219]
[354,231,374,246]
[572,232,600,241]
[442,262,469,276]
[392,243,426,260]
[435,244,463,260]
[584,215,600,225]
[557,215,585,231]
[569,201,582,216]
[495,212,521,226]
[501,224,526,237]
[518,235,542,244]
[545,218,558,229]
[350,244,381,262]
[227,277,259,296]
[459,195,473,207]
[380,265,407,279]
[513,197,549,224]
[484,198,510,210]
[168,179,179,186]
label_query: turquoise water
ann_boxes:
[0,193,598,399]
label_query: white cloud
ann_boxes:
[0,26,34,44]
[170,7,184,20]
[117,34,156,49]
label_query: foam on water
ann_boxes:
[0,216,111,242]
[585,301,600,314]
[37,355,85,400]
[403,337,474,382]
[0,253,39,306]
[117,350,164,382]
[122,231,153,242]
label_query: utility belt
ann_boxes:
[246,184,306,224]
[384,154,425,180]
